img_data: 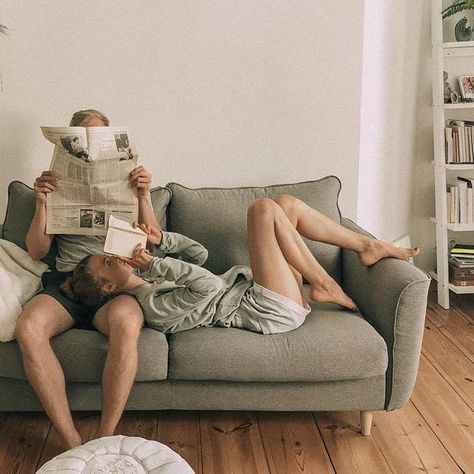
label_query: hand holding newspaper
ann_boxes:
[104,216,147,258]
[41,126,139,235]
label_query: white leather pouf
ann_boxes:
[36,435,195,474]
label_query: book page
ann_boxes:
[103,216,147,258]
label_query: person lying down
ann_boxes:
[60,195,419,335]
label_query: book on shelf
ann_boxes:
[450,278,474,287]
[449,263,474,280]
[457,177,473,223]
[445,120,474,164]
[445,178,474,224]
[451,243,474,253]
[449,256,474,267]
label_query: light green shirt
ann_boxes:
[127,231,252,333]
[55,235,106,272]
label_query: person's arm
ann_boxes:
[125,247,222,333]
[135,223,208,266]
[25,171,56,259]
[129,166,160,229]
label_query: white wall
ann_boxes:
[0,0,365,221]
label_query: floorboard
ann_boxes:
[158,411,202,474]
[199,411,270,474]
[370,401,461,473]
[421,318,474,407]
[314,411,392,474]
[0,413,50,474]
[257,411,335,473]
[410,355,473,474]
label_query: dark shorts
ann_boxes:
[37,271,103,329]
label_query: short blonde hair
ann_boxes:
[69,109,110,127]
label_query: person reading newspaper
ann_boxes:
[60,197,419,337]
[15,109,158,450]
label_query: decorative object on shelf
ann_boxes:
[461,97,474,101]
[444,71,454,102]
[451,90,460,103]
[442,0,474,42]
[455,16,473,40]
[458,75,474,99]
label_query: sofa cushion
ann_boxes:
[168,297,388,383]
[2,181,172,269]
[2,181,58,268]
[0,328,168,382]
[166,177,343,282]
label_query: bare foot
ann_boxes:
[358,239,420,267]
[309,278,357,311]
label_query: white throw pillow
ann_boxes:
[0,239,48,342]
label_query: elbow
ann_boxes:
[26,242,48,260]
[195,248,208,266]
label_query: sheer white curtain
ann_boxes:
[358,0,428,244]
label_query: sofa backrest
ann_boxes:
[2,181,171,269]
[166,177,343,282]
[2,178,343,282]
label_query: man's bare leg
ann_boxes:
[15,295,81,449]
[247,199,356,309]
[92,295,143,437]
[273,194,419,265]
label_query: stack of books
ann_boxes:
[445,120,474,164]
[449,243,474,286]
[446,177,474,224]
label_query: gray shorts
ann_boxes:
[232,282,311,334]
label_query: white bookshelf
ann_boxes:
[431,1,474,308]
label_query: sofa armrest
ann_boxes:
[341,218,431,411]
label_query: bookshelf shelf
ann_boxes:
[444,103,474,109]
[429,272,474,294]
[442,40,474,49]
[431,1,474,309]
[429,218,474,231]
[445,163,474,170]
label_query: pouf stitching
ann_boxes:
[130,438,149,456]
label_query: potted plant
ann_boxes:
[442,0,474,42]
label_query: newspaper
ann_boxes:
[41,126,139,235]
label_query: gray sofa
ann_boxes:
[0,177,430,435]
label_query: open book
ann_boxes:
[104,216,147,258]
[41,126,139,235]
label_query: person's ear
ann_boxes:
[102,281,117,295]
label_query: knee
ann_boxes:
[15,316,47,351]
[106,299,143,346]
[247,198,279,222]
[273,193,297,214]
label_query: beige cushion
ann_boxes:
[166,177,343,281]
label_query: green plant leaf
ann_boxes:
[442,0,474,19]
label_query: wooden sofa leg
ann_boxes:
[360,411,373,436]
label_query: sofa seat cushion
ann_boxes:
[0,328,168,382]
[166,177,343,282]
[168,299,388,383]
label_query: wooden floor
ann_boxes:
[0,283,473,473]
